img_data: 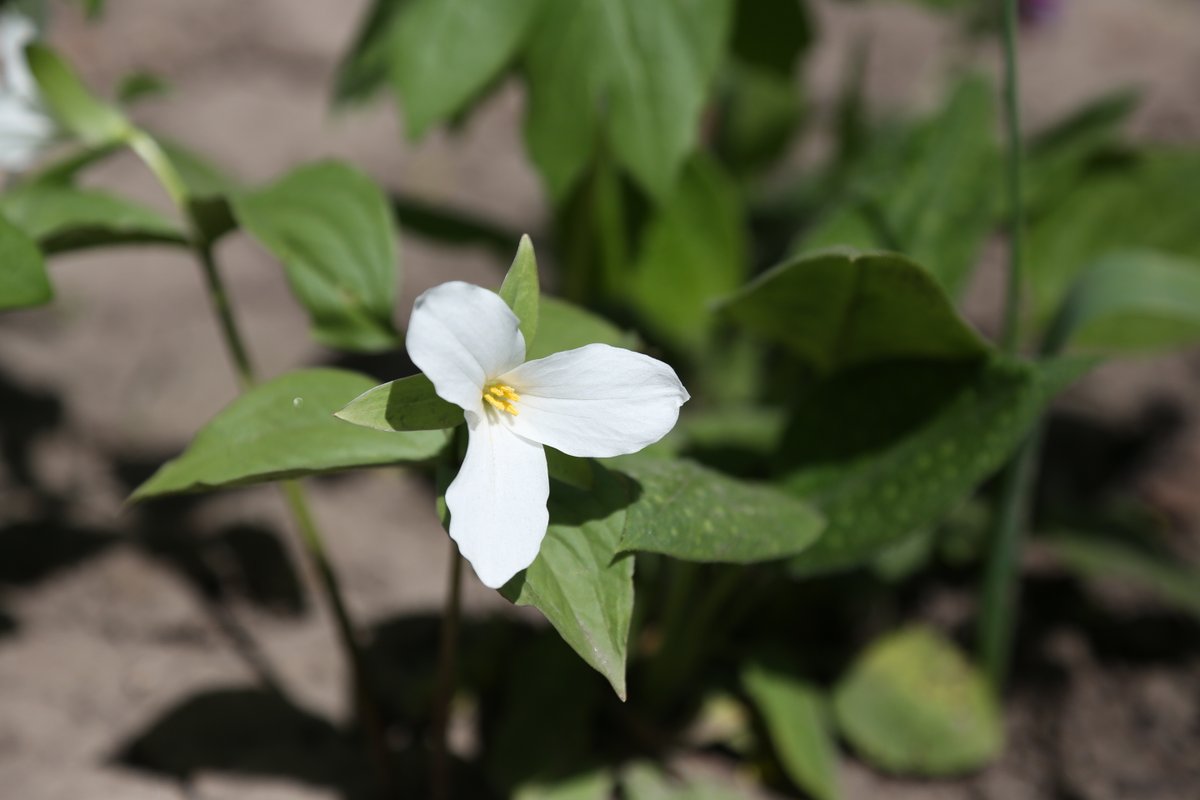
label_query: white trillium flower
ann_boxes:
[0,11,56,173]
[407,281,690,589]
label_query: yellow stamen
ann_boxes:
[482,383,520,415]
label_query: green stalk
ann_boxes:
[129,131,392,789]
[978,0,1031,691]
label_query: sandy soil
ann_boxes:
[0,0,1197,797]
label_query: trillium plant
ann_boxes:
[404,280,688,588]
[4,1,1200,798]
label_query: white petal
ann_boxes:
[0,95,54,171]
[499,343,689,458]
[406,281,526,419]
[446,417,549,589]
[0,13,37,101]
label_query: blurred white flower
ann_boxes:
[0,11,56,172]
[407,281,689,588]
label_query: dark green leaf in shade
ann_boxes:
[523,0,734,200]
[116,71,170,105]
[333,0,409,106]
[1042,250,1200,355]
[0,215,52,311]
[0,183,184,253]
[499,233,540,345]
[24,43,131,146]
[833,627,1003,775]
[232,161,401,352]
[500,464,635,699]
[629,155,746,349]
[390,191,518,255]
[525,296,638,361]
[1045,534,1200,619]
[783,356,1091,574]
[742,658,841,800]
[719,249,989,373]
[131,369,448,500]
[1027,150,1200,329]
[729,0,813,76]
[334,373,462,432]
[620,459,824,563]
[389,0,542,138]
[716,62,804,178]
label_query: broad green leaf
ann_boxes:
[515,771,614,800]
[833,627,1002,775]
[523,0,734,200]
[526,296,637,361]
[621,762,747,800]
[0,183,183,253]
[499,233,540,345]
[334,373,462,432]
[25,43,131,146]
[501,464,635,699]
[389,0,542,138]
[720,249,989,373]
[729,0,813,76]
[743,658,841,800]
[132,369,448,500]
[620,459,824,563]
[1043,250,1200,354]
[0,215,51,311]
[333,0,408,106]
[232,161,401,352]
[1045,534,1200,619]
[630,155,746,349]
[799,76,999,295]
[783,357,1090,574]
[1027,150,1200,327]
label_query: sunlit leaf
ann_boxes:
[25,43,130,146]
[620,459,824,563]
[132,369,448,499]
[0,215,51,311]
[500,233,540,346]
[720,249,989,373]
[232,161,401,352]
[526,296,637,361]
[620,762,748,799]
[833,627,1002,775]
[334,373,462,433]
[501,464,635,699]
[0,183,183,253]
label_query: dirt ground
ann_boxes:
[0,1,1197,798]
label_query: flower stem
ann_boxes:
[431,545,463,800]
[978,0,1031,692]
[129,131,392,789]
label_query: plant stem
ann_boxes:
[431,545,463,800]
[978,0,1031,691]
[129,131,392,789]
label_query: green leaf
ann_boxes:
[0,183,183,253]
[132,369,448,500]
[333,0,408,106]
[783,357,1090,574]
[620,763,748,800]
[1045,534,1200,619]
[523,0,734,200]
[334,373,462,432]
[25,43,131,146]
[629,155,746,349]
[526,296,637,361]
[720,249,989,373]
[743,658,841,800]
[154,137,240,199]
[389,0,542,138]
[501,464,635,699]
[620,459,824,563]
[1043,250,1200,354]
[1027,150,1200,328]
[0,215,52,311]
[799,75,1000,295]
[391,191,518,255]
[116,71,170,105]
[833,627,1002,775]
[232,161,401,352]
[499,233,540,346]
[515,771,614,800]
[716,62,805,177]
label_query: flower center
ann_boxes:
[482,382,520,416]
